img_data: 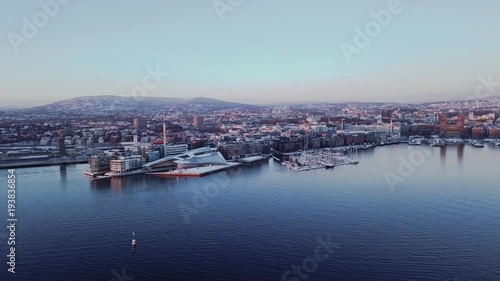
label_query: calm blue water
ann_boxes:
[1,144,500,281]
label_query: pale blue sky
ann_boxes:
[1,0,499,105]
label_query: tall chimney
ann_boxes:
[163,121,167,158]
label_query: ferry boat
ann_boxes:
[470,140,484,148]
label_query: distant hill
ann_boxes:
[20,95,256,114]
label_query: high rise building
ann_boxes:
[58,137,66,155]
[434,112,441,124]
[193,116,204,129]
[381,110,393,124]
[133,119,148,130]
[469,112,475,121]
[339,119,345,130]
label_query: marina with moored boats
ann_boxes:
[276,137,499,172]
[281,148,359,172]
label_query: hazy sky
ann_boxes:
[1,0,499,106]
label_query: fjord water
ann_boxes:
[1,144,500,281]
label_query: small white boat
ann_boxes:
[470,140,484,148]
[132,231,136,247]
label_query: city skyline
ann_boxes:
[1,2,500,280]
[1,0,500,106]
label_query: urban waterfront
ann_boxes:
[1,144,499,281]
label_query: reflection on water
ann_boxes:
[90,175,151,190]
[457,144,464,165]
[438,144,465,167]
[440,146,446,162]
[59,164,67,186]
